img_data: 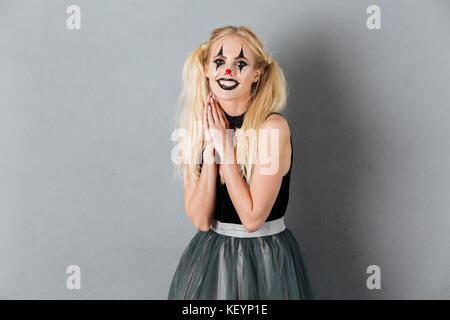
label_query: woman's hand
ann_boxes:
[206,93,231,161]
[202,93,215,164]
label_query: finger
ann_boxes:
[207,96,214,124]
[215,102,227,128]
[205,93,211,110]
[205,95,211,122]
[203,102,209,137]
[207,108,216,145]
[211,96,226,128]
[210,97,220,125]
[207,104,214,128]
[203,97,208,128]
[204,95,212,141]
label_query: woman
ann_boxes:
[168,25,313,300]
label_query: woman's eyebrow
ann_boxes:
[236,55,248,61]
[213,55,248,61]
[213,54,248,61]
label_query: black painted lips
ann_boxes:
[217,78,240,90]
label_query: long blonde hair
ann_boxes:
[173,25,288,184]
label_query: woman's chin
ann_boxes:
[213,90,246,102]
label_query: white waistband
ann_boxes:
[210,217,286,238]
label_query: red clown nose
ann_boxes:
[226,69,231,74]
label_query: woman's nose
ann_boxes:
[225,69,232,75]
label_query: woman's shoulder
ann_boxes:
[261,112,291,138]
[260,112,292,176]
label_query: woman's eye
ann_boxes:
[214,59,225,68]
[236,61,247,71]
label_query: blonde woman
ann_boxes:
[168,25,313,299]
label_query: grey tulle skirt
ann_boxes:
[167,227,314,300]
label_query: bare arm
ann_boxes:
[222,114,291,233]
[184,149,217,231]
[184,93,218,231]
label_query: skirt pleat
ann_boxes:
[168,227,314,300]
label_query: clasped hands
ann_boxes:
[203,92,235,165]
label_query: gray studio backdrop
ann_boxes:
[1,0,449,299]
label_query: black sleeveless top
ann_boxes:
[210,110,293,224]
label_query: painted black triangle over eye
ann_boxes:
[238,47,245,59]
[217,45,223,57]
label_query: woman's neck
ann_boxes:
[217,95,250,116]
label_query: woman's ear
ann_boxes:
[253,69,262,83]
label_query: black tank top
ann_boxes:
[211,111,293,224]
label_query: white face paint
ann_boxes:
[206,35,261,103]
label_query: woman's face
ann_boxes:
[205,35,261,102]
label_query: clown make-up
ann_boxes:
[213,44,248,90]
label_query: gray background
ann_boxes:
[1,0,449,299]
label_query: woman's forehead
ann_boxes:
[210,36,253,59]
